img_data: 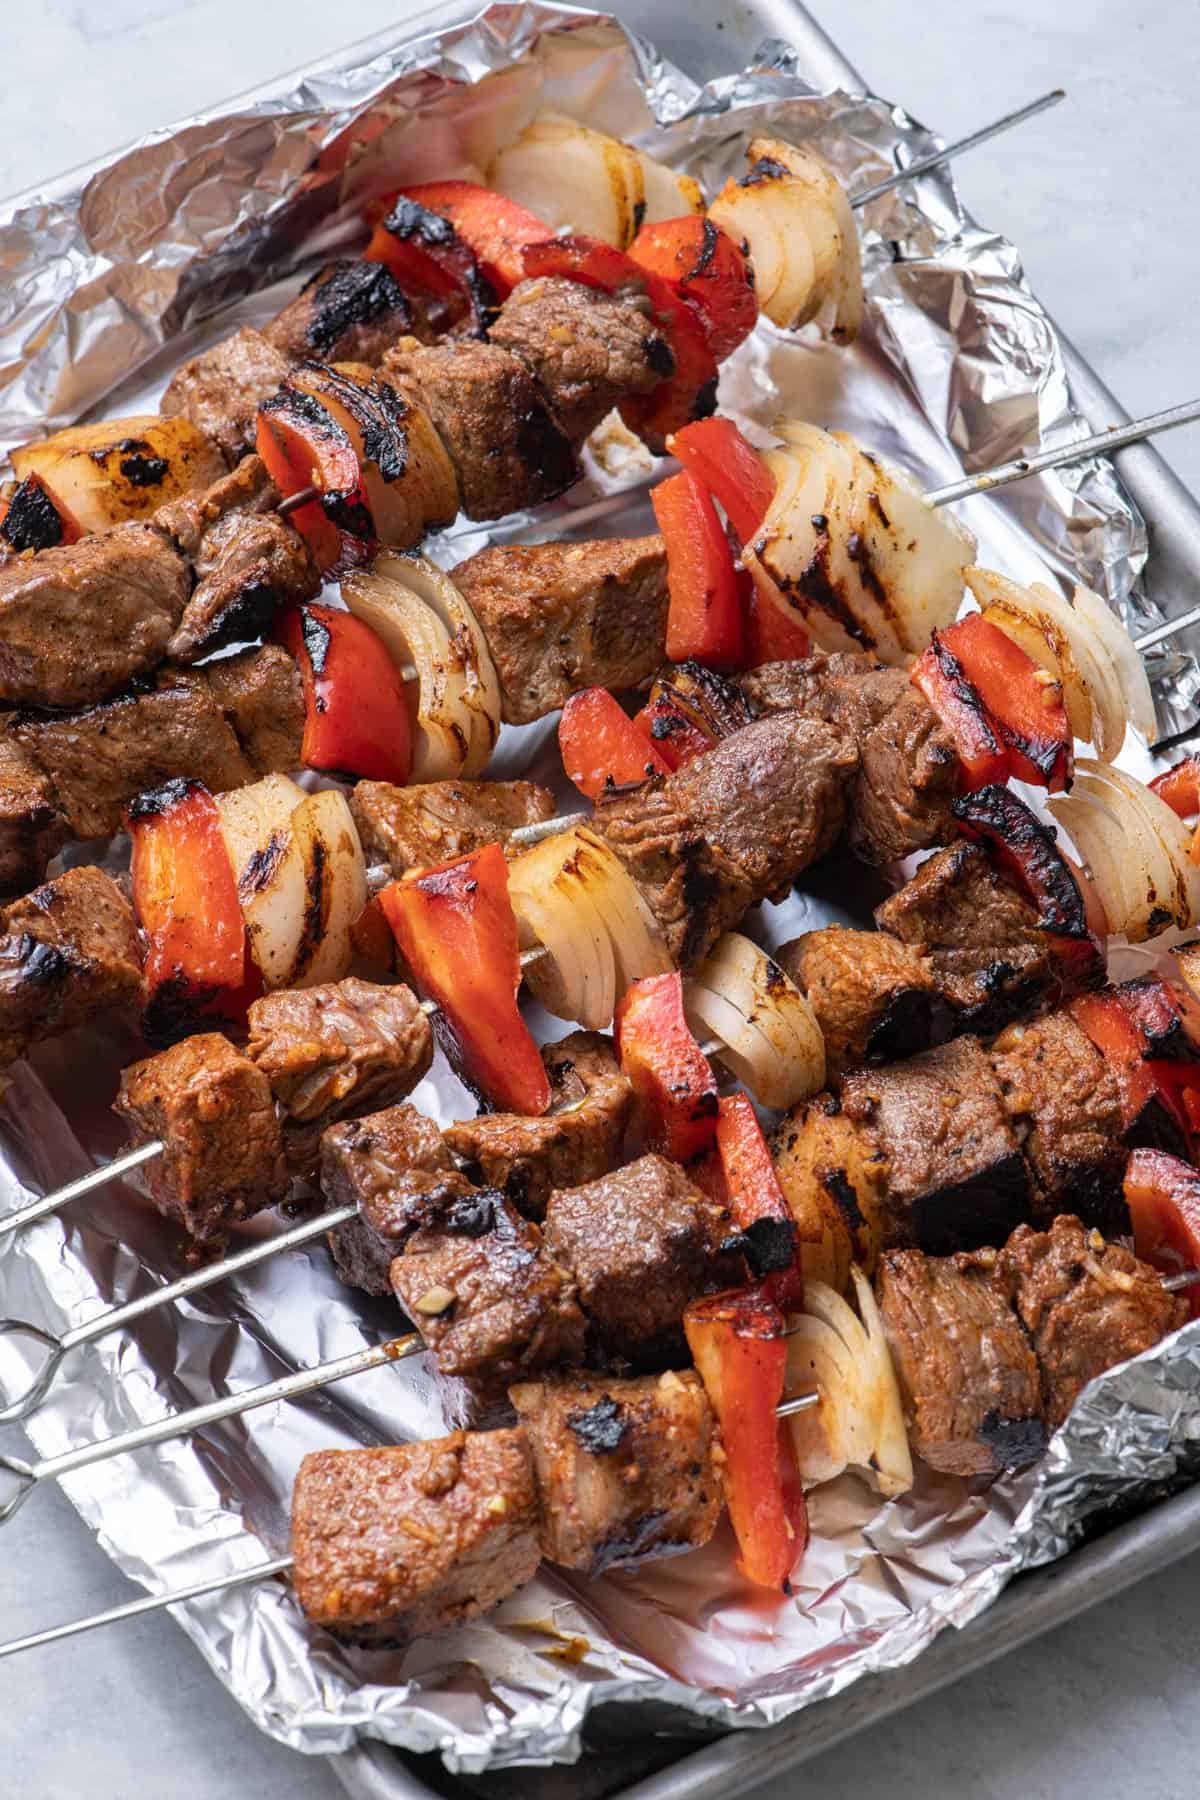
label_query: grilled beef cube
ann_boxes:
[452,535,668,727]
[991,1012,1127,1233]
[323,1104,465,1296]
[876,1245,1045,1476]
[161,326,293,466]
[390,1187,586,1386]
[1000,1215,1184,1429]
[350,778,555,876]
[200,644,305,774]
[0,868,141,1067]
[445,1032,634,1219]
[741,650,903,737]
[114,1034,288,1242]
[876,841,1067,1031]
[291,1432,540,1644]
[841,1037,1029,1254]
[0,523,188,709]
[168,509,318,661]
[772,1091,889,1285]
[13,680,254,841]
[542,1154,742,1367]
[509,1369,723,1574]
[489,277,670,442]
[850,687,959,865]
[262,261,414,366]
[0,733,66,897]
[779,926,937,1076]
[383,339,577,520]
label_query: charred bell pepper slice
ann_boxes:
[1069,981,1197,1154]
[558,687,672,802]
[0,473,83,554]
[378,842,550,1117]
[127,777,257,1043]
[714,1094,802,1308]
[628,216,758,362]
[256,385,371,572]
[667,417,777,548]
[684,1286,807,1591]
[631,677,719,773]
[652,468,746,670]
[614,970,719,1164]
[912,613,1072,792]
[274,602,412,785]
[365,194,495,328]
[742,568,812,667]
[393,182,549,299]
[1150,757,1200,862]
[1124,1149,1200,1319]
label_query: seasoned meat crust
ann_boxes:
[323,1104,465,1297]
[509,1369,723,1574]
[161,326,292,466]
[168,511,318,662]
[445,1032,634,1219]
[0,732,66,897]
[0,523,189,709]
[490,277,670,442]
[291,1433,540,1643]
[0,867,141,1067]
[200,644,305,774]
[780,926,937,1077]
[263,260,414,366]
[876,1245,1045,1476]
[114,1034,289,1242]
[741,651,901,739]
[452,535,669,725]
[350,778,555,875]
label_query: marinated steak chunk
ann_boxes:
[153,453,277,562]
[451,534,669,726]
[876,1244,1044,1476]
[509,1369,723,1573]
[779,926,937,1076]
[168,511,318,661]
[445,1032,634,1219]
[0,733,66,896]
[323,1105,467,1296]
[841,1038,1029,1254]
[992,1012,1127,1233]
[114,1034,288,1242]
[0,523,188,709]
[200,644,305,774]
[741,651,904,739]
[0,868,141,1067]
[542,1154,742,1367]
[263,261,414,366]
[390,1187,586,1386]
[1001,1215,1184,1429]
[490,277,670,442]
[291,1433,540,1643]
[350,778,555,875]
[161,326,292,466]
[850,687,959,865]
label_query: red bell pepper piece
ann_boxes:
[614,971,719,1163]
[1124,1149,1200,1320]
[1150,758,1200,863]
[1070,979,1198,1154]
[652,469,746,670]
[667,417,776,547]
[127,778,257,1043]
[628,217,758,362]
[684,1286,807,1591]
[378,843,550,1116]
[273,603,412,785]
[631,677,719,772]
[392,182,549,298]
[558,687,671,801]
[715,1094,802,1308]
[255,385,371,572]
[0,474,83,554]
[912,613,1073,792]
[364,194,493,328]
[742,569,811,666]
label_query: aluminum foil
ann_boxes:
[1,1,1198,1777]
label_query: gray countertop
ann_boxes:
[2,4,1198,1797]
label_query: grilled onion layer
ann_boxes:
[684,931,826,1109]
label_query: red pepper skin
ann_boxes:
[684,1287,806,1591]
[913,614,1073,793]
[521,233,644,294]
[365,195,493,329]
[0,474,83,553]
[378,843,550,1117]
[631,680,718,772]
[558,687,671,801]
[1124,1149,1200,1320]
[652,469,746,670]
[1149,757,1200,819]
[128,778,257,1044]
[715,1095,802,1308]
[743,569,811,666]
[628,217,758,362]
[1070,982,1197,1156]
[255,387,370,573]
[394,182,549,298]
[614,970,719,1164]
[273,603,412,785]
[667,418,776,547]
[1115,974,1200,1063]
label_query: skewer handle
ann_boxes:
[851,89,1066,209]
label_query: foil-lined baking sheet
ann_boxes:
[1,1,1198,1776]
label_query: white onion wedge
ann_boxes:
[1050,759,1200,942]
[288,789,368,988]
[785,1278,913,1496]
[849,1267,914,1497]
[11,415,224,532]
[215,775,309,990]
[684,931,825,1109]
[374,551,501,775]
[1071,582,1157,747]
[634,149,704,225]
[342,568,475,780]
[489,112,644,247]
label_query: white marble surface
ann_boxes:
[1,4,1198,1798]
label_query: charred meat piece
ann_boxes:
[991,1011,1127,1234]
[350,778,555,876]
[490,277,671,443]
[509,1369,723,1574]
[154,453,277,559]
[445,1031,634,1220]
[323,1104,465,1297]
[850,686,959,865]
[262,261,415,366]
[0,868,141,1068]
[0,523,188,709]
[168,511,319,662]
[741,650,904,739]
[200,643,305,774]
[114,1034,288,1242]
[779,926,937,1077]
[389,1187,586,1387]
[452,535,669,726]
[161,326,293,466]
[542,1154,742,1368]
[1000,1215,1184,1429]
[876,1244,1045,1476]
[383,339,577,520]
[290,1432,540,1643]
[841,1038,1029,1254]
[0,733,67,897]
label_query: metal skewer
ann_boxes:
[849,88,1066,209]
